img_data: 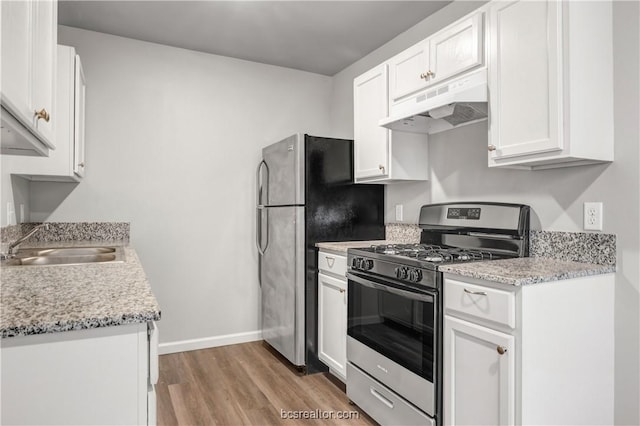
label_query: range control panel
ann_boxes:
[446,207,481,220]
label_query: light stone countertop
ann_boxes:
[0,241,160,338]
[316,240,395,254]
[439,257,616,286]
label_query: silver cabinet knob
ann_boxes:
[488,145,497,152]
[378,164,386,174]
[420,70,435,80]
[78,162,85,168]
[497,346,507,355]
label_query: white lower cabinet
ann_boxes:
[317,250,348,381]
[444,316,515,426]
[1,321,159,425]
[443,273,614,425]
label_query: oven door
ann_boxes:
[346,270,438,416]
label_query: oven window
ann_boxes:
[347,280,434,382]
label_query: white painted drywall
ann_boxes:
[329,1,640,424]
[26,26,333,347]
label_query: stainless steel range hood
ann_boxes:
[379,68,488,135]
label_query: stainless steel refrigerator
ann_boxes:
[256,134,384,371]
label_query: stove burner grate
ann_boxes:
[369,243,495,264]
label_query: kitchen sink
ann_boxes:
[17,247,117,257]
[3,246,125,267]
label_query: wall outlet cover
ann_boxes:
[395,204,403,222]
[583,202,603,231]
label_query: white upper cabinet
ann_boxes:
[11,45,86,182]
[1,0,57,156]
[389,11,484,106]
[487,0,614,169]
[388,41,430,104]
[354,64,390,181]
[428,13,483,86]
[353,63,429,184]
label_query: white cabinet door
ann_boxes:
[1,0,32,120]
[0,0,57,155]
[388,41,430,102]
[444,316,515,426]
[1,323,149,425]
[487,0,562,160]
[354,64,389,180]
[73,53,87,177]
[10,46,85,182]
[429,12,483,86]
[30,0,57,142]
[318,272,347,380]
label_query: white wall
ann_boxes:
[27,26,333,349]
[329,1,640,424]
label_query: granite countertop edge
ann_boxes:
[315,240,396,254]
[1,241,161,339]
[440,257,616,286]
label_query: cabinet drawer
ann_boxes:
[318,251,347,277]
[347,363,434,426]
[445,278,516,328]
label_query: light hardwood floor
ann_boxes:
[157,341,377,425]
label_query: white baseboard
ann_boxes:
[158,330,262,355]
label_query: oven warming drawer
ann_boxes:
[347,337,434,415]
[347,363,435,426]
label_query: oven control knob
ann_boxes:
[409,269,423,282]
[351,258,359,269]
[395,267,408,279]
[363,259,374,270]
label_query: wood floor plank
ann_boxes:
[168,382,218,426]
[157,341,377,426]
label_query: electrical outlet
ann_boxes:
[6,202,15,226]
[584,202,603,231]
[395,204,403,222]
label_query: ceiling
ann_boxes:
[58,1,451,76]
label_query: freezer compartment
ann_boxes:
[260,134,304,206]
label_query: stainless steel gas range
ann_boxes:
[345,202,531,426]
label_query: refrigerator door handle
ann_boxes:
[256,160,268,206]
[256,206,266,256]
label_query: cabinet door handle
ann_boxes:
[497,345,508,355]
[325,256,335,268]
[78,162,85,168]
[488,144,497,152]
[464,288,487,296]
[419,70,435,80]
[378,164,386,174]
[34,108,50,122]
[339,289,345,293]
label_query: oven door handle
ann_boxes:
[346,272,435,303]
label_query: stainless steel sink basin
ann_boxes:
[17,247,117,257]
[3,246,125,267]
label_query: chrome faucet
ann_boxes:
[3,223,49,258]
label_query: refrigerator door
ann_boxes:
[261,205,305,366]
[262,134,304,206]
